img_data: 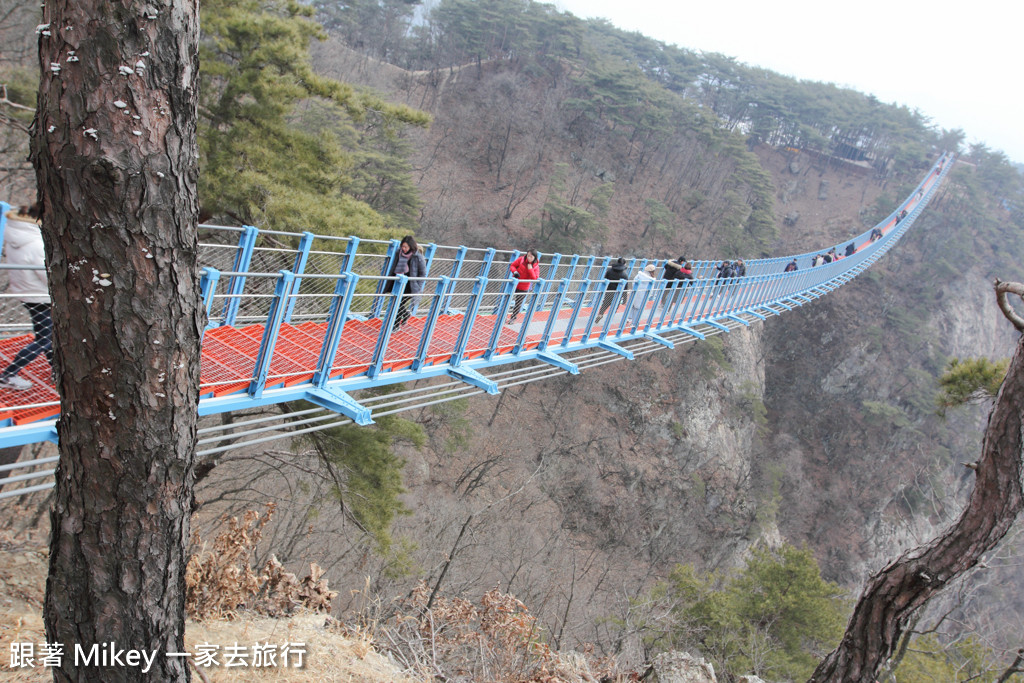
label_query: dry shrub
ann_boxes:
[185,504,338,620]
[376,581,618,683]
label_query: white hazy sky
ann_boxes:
[553,0,1023,163]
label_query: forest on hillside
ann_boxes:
[2,0,1024,681]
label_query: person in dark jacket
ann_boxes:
[845,242,856,257]
[506,248,540,322]
[733,259,746,277]
[387,235,427,331]
[595,257,629,323]
[658,257,691,314]
[716,260,733,279]
[784,259,798,273]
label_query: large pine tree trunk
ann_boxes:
[809,281,1024,682]
[32,1,201,681]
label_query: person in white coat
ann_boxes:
[629,263,657,326]
[0,204,51,391]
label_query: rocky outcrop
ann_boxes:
[651,651,717,683]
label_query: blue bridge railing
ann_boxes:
[0,153,952,499]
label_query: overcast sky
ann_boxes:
[552,0,1023,164]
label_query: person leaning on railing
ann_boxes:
[595,257,629,323]
[0,203,51,391]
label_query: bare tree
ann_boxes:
[33,1,201,681]
[809,279,1024,682]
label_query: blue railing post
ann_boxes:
[484,278,518,361]
[598,283,628,342]
[0,201,10,253]
[479,247,497,278]
[371,239,401,319]
[222,225,259,326]
[313,272,359,387]
[532,252,561,315]
[512,279,548,356]
[283,231,315,323]
[411,242,438,318]
[340,236,361,273]
[441,246,469,315]
[562,278,592,348]
[368,275,407,379]
[412,278,448,371]
[199,267,222,340]
[450,277,488,367]
[642,280,669,332]
[539,278,571,350]
[688,277,714,323]
[248,270,296,398]
[667,278,690,326]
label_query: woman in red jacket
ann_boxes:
[506,248,540,323]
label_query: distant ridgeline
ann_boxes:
[0,154,952,500]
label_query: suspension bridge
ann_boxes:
[0,154,952,499]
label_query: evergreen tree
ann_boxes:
[198,0,429,237]
[652,544,845,681]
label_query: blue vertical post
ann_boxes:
[539,278,570,350]
[531,252,560,316]
[283,231,314,323]
[562,254,581,309]
[371,240,400,319]
[412,278,448,371]
[484,278,517,361]
[0,201,10,253]
[223,225,259,326]
[368,274,407,379]
[562,279,592,348]
[479,247,497,278]
[450,277,487,366]
[442,246,468,315]
[683,277,711,324]
[667,278,690,326]
[313,272,359,386]
[248,270,295,398]
[199,267,222,341]
[512,279,549,356]
[564,254,580,279]
[643,280,669,332]
[339,236,361,274]
[411,242,438,317]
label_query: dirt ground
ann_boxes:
[0,531,418,683]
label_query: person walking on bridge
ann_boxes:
[0,203,51,391]
[506,248,539,323]
[386,235,426,331]
[629,264,657,325]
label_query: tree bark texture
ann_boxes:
[32,1,201,681]
[809,284,1024,682]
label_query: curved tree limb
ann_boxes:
[809,280,1024,682]
[995,279,1024,331]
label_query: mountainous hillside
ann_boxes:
[265,16,1024,668]
[3,0,1023,679]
